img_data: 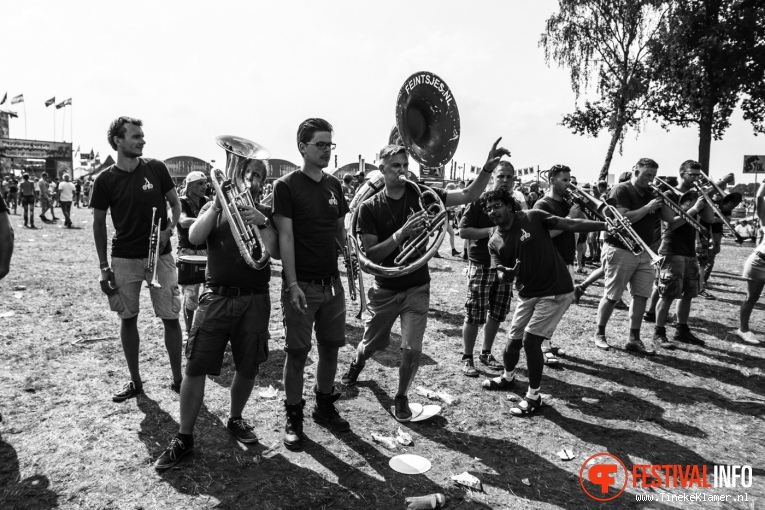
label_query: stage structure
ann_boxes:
[164,156,212,185]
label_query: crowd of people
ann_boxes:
[1,173,93,229]
[0,115,763,476]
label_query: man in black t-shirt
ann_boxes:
[91,116,183,403]
[154,159,279,471]
[273,118,350,450]
[533,164,582,365]
[652,160,714,349]
[341,140,510,423]
[457,161,518,377]
[482,188,608,417]
[593,158,673,355]
[0,194,13,280]
[176,171,209,335]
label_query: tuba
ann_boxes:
[346,71,458,284]
[213,135,272,270]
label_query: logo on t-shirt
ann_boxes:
[142,178,154,191]
[520,228,531,242]
[328,191,338,206]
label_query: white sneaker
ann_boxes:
[736,329,761,344]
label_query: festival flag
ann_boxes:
[75,146,80,156]
[0,92,6,105]
[11,94,24,104]
[89,149,95,160]
[55,98,72,109]
[45,97,56,107]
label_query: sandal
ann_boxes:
[481,375,514,390]
[509,396,543,417]
[542,351,559,366]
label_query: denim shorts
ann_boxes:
[281,278,346,354]
[359,283,430,354]
[112,253,181,320]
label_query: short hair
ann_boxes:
[296,118,333,151]
[679,159,702,175]
[22,173,29,180]
[495,161,515,175]
[635,158,659,171]
[343,174,353,183]
[379,144,407,164]
[598,181,608,189]
[618,171,632,183]
[107,116,143,150]
[63,174,71,181]
[547,164,571,181]
[41,172,48,177]
[480,187,514,211]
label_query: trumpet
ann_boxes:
[147,206,162,288]
[693,181,744,243]
[214,135,271,270]
[647,183,710,239]
[565,184,663,265]
[337,238,367,319]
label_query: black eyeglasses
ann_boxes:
[305,142,336,151]
[484,203,506,214]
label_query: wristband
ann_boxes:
[99,261,109,269]
[482,166,492,174]
[287,281,298,289]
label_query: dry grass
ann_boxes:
[1,206,764,509]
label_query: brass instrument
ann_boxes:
[647,183,711,239]
[654,177,699,210]
[693,181,744,243]
[344,71,457,294]
[213,135,272,270]
[337,239,367,319]
[698,173,742,214]
[147,206,161,288]
[565,184,663,265]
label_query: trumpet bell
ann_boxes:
[395,71,460,168]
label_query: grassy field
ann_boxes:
[1,205,764,510]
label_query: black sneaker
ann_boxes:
[615,299,629,310]
[625,337,655,356]
[113,381,143,402]
[574,284,586,305]
[170,379,182,394]
[154,436,193,471]
[284,400,306,451]
[643,311,656,323]
[478,352,503,370]
[653,333,676,350]
[698,290,716,300]
[341,361,364,386]
[393,395,412,423]
[227,417,259,444]
[451,249,460,256]
[674,327,705,346]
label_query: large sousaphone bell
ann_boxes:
[346,72,458,287]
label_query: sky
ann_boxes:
[2,0,763,185]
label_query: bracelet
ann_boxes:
[99,262,109,269]
[392,232,400,245]
[482,166,492,173]
[287,281,298,289]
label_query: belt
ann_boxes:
[208,285,258,297]
[304,273,339,286]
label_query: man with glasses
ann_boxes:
[651,160,714,349]
[176,171,209,338]
[273,118,350,450]
[592,158,673,355]
[91,116,184,402]
[481,188,609,417]
[457,160,520,378]
[341,140,509,422]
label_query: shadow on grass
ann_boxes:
[343,328,438,368]
[0,435,58,509]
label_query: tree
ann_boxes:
[541,0,669,181]
[648,0,765,175]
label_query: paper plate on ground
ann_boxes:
[391,403,425,421]
[389,454,432,474]
[410,404,441,422]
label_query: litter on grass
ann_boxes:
[396,427,413,446]
[259,385,278,399]
[557,449,575,461]
[371,433,398,450]
[452,472,482,491]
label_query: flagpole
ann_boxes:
[23,101,27,138]
[70,102,73,144]
[53,104,56,141]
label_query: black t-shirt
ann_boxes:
[534,195,575,265]
[604,181,658,249]
[90,158,175,259]
[177,195,208,250]
[272,170,348,281]
[357,185,449,291]
[700,218,724,235]
[459,200,494,266]
[0,195,7,213]
[488,210,573,298]
[75,182,81,193]
[658,190,697,257]
[9,183,18,193]
[204,202,271,292]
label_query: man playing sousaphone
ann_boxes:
[341,139,510,422]
[155,155,279,470]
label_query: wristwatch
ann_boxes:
[258,217,271,229]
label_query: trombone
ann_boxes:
[147,206,162,288]
[565,184,663,266]
[647,182,710,239]
[693,181,744,243]
[698,173,742,214]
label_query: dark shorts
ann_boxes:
[281,279,346,355]
[185,292,270,379]
[464,262,513,325]
[359,283,429,354]
[656,255,700,299]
